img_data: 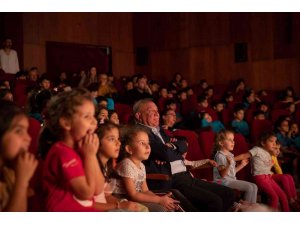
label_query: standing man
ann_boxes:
[0,37,20,74]
[133,99,236,212]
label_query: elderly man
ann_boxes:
[133,99,235,212]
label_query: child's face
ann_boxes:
[98,109,109,121]
[109,113,119,125]
[220,132,235,151]
[201,82,208,89]
[163,110,176,127]
[206,88,213,97]
[279,120,289,133]
[289,104,295,113]
[179,92,187,101]
[187,89,194,96]
[69,100,97,141]
[235,110,244,121]
[290,123,299,134]
[255,114,265,120]
[41,80,51,90]
[272,145,280,157]
[90,91,98,98]
[126,81,133,90]
[261,136,277,152]
[1,115,31,161]
[160,88,168,98]
[201,99,208,108]
[99,101,108,108]
[260,104,268,112]
[181,79,188,88]
[127,131,151,161]
[168,103,176,111]
[226,95,234,102]
[99,128,120,160]
[204,113,212,122]
[3,92,13,102]
[214,103,224,112]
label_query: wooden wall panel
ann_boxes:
[22,13,134,75]
[134,12,300,93]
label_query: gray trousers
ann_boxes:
[226,179,258,203]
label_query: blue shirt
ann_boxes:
[231,120,249,137]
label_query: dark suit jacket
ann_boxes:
[136,124,188,176]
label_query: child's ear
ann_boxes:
[59,117,71,131]
[125,144,133,155]
[218,141,223,147]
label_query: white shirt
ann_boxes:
[0,49,20,74]
[249,146,273,176]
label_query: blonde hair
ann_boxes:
[212,130,234,158]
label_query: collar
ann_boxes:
[138,122,160,133]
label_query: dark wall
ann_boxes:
[133,12,300,92]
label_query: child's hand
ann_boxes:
[226,155,233,165]
[169,137,177,143]
[15,152,38,186]
[78,133,99,157]
[159,192,180,211]
[240,159,249,167]
[120,201,143,211]
[209,159,218,167]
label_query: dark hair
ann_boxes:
[46,88,93,138]
[97,121,120,182]
[118,125,149,162]
[87,82,99,92]
[0,88,12,100]
[259,131,276,147]
[275,116,289,132]
[0,100,26,145]
[253,110,265,118]
[27,89,53,115]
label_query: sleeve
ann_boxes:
[214,153,227,167]
[148,130,185,162]
[58,149,85,181]
[14,51,19,72]
[272,156,283,174]
[184,159,209,168]
[249,146,258,157]
[116,159,135,179]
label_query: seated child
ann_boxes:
[231,107,249,137]
[200,112,225,133]
[271,142,300,211]
[114,125,180,212]
[0,100,38,211]
[213,130,257,204]
[94,122,148,212]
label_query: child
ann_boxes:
[94,122,148,212]
[97,106,109,124]
[0,100,38,211]
[231,107,249,137]
[235,132,290,211]
[108,110,120,125]
[271,142,300,211]
[200,112,225,133]
[289,122,300,150]
[42,88,104,211]
[213,130,258,204]
[114,125,180,211]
